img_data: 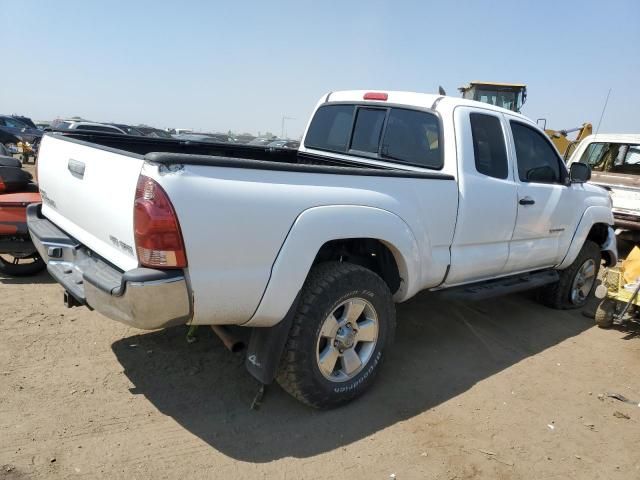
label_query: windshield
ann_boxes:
[465,88,524,112]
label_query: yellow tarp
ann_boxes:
[622,246,640,284]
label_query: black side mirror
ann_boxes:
[570,162,591,183]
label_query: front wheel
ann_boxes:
[538,240,601,309]
[276,262,396,409]
[0,253,46,276]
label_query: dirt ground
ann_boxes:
[1,260,639,480]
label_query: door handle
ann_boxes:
[519,197,535,205]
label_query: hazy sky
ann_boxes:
[2,0,639,137]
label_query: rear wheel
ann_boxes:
[276,262,395,409]
[538,240,601,309]
[0,253,46,276]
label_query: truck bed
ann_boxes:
[50,131,451,179]
[35,132,459,327]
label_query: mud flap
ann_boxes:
[244,292,300,384]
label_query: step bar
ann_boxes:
[440,269,559,301]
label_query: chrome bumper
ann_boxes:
[27,204,191,330]
[602,226,618,267]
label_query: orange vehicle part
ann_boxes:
[0,192,41,235]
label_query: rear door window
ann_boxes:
[350,108,386,154]
[381,108,442,169]
[470,113,508,179]
[304,105,354,152]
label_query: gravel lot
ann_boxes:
[1,265,639,479]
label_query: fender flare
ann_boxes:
[243,205,423,327]
[556,205,614,270]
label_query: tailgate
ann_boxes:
[37,135,144,271]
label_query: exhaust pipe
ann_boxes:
[211,325,245,353]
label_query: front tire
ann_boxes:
[538,240,601,309]
[276,261,395,409]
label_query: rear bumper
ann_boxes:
[27,204,192,330]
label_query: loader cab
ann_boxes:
[459,81,527,113]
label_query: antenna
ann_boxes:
[595,88,612,136]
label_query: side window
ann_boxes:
[610,144,640,174]
[4,118,25,129]
[510,121,563,183]
[381,108,442,169]
[304,105,355,153]
[625,145,640,165]
[350,108,385,154]
[470,113,508,179]
[579,142,610,171]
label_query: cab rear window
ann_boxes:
[304,104,442,169]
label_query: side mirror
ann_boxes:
[570,162,591,183]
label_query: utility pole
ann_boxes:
[281,116,294,139]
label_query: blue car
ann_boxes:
[0,115,42,144]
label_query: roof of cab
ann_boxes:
[324,90,533,122]
[580,133,640,143]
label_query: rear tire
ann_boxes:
[276,261,395,409]
[538,240,601,309]
[0,254,46,276]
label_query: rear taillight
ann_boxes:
[134,175,187,269]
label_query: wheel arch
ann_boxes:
[557,205,615,270]
[244,205,423,327]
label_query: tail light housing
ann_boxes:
[134,175,187,268]
[363,92,388,101]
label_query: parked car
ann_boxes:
[0,154,44,276]
[173,133,229,143]
[137,127,174,139]
[28,90,616,408]
[11,115,38,130]
[267,139,300,149]
[51,120,126,134]
[0,129,21,154]
[0,115,42,144]
[235,134,257,144]
[247,137,278,146]
[170,128,193,135]
[568,134,640,230]
[107,124,145,136]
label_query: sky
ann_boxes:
[1,0,639,138]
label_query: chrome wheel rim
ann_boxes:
[570,259,596,304]
[316,297,379,382]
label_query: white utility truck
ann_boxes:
[28,90,617,408]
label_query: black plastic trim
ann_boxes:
[145,152,455,180]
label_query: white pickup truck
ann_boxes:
[28,90,617,408]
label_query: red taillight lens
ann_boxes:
[363,92,388,101]
[134,175,187,268]
[0,178,5,194]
